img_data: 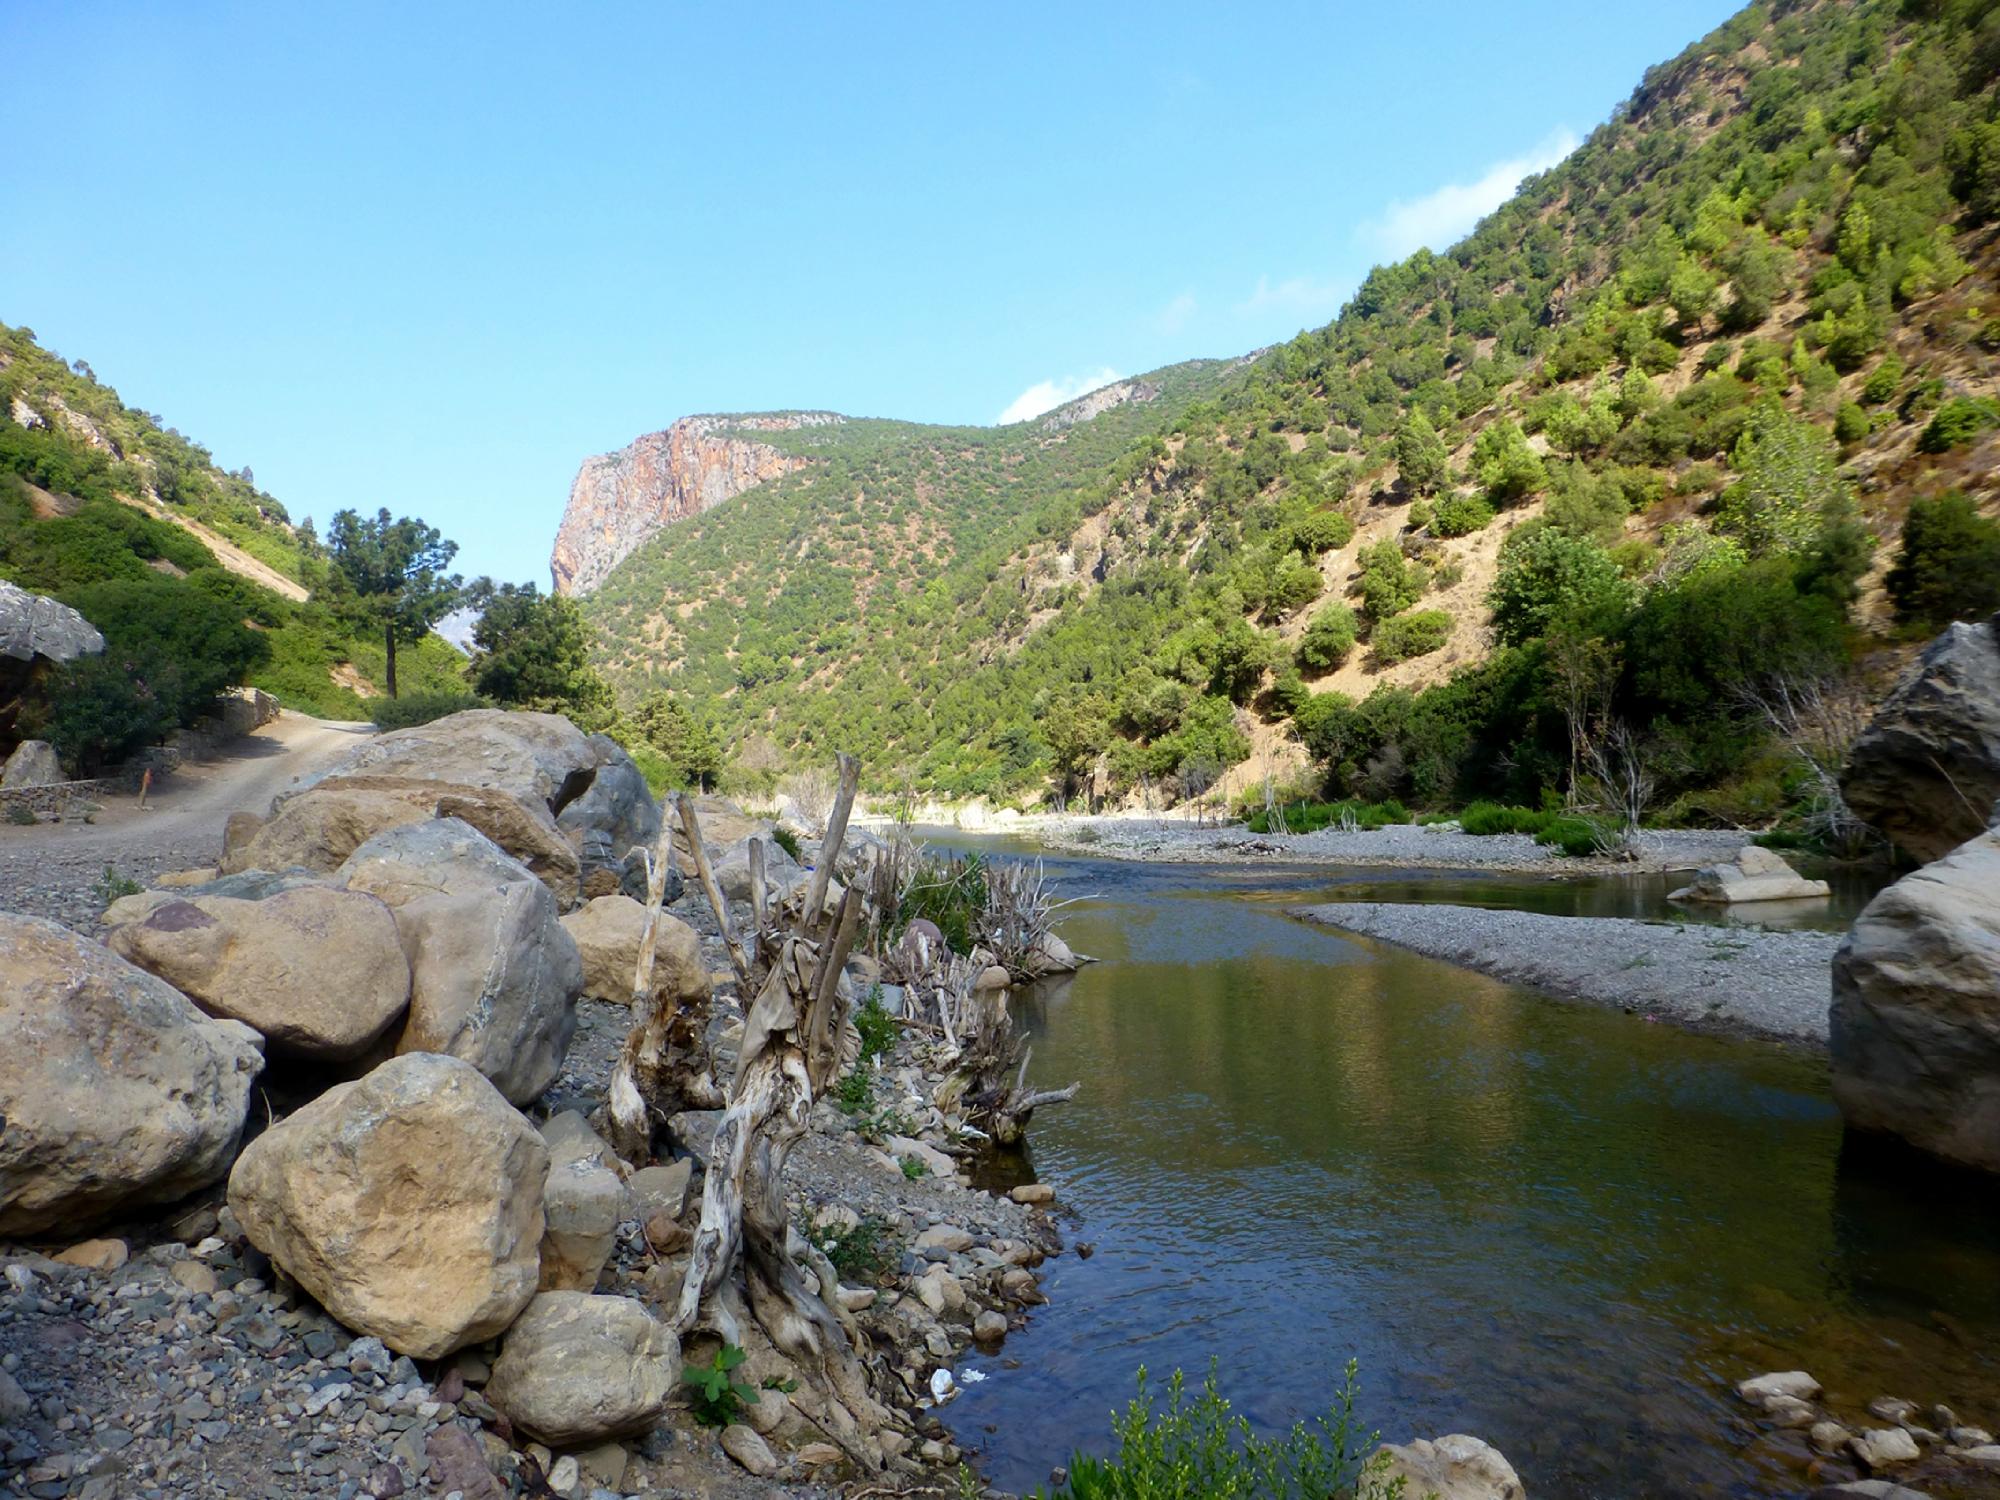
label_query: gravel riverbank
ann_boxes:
[1293,901,1842,1045]
[1038,816,1752,875]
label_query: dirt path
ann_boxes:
[0,711,371,928]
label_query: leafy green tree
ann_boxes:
[1486,528,1633,647]
[1472,421,1548,503]
[1395,410,1451,496]
[1668,255,1720,330]
[1372,609,1453,663]
[627,689,725,789]
[465,582,615,729]
[1885,493,2000,627]
[1295,603,1358,673]
[1356,539,1423,621]
[1715,403,1854,557]
[326,508,461,698]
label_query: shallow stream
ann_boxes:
[917,837,2000,1498]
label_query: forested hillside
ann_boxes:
[578,0,2000,829]
[0,323,466,766]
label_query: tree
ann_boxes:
[1296,603,1358,673]
[1885,493,2000,627]
[1716,403,1855,557]
[1356,539,1423,621]
[1486,528,1632,647]
[465,581,615,728]
[1471,421,1548,503]
[326,508,461,698]
[629,689,725,790]
[1395,410,1450,496]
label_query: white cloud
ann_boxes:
[1156,291,1198,335]
[998,366,1125,424]
[1237,273,1349,323]
[1358,129,1580,260]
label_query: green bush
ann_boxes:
[1833,401,1871,443]
[24,655,177,775]
[1885,493,2000,627]
[1429,493,1495,537]
[1917,396,2000,453]
[1458,801,1556,836]
[1296,604,1358,673]
[370,691,486,731]
[1371,609,1453,663]
[1036,1360,1383,1500]
[1246,798,1408,834]
[1536,815,1610,856]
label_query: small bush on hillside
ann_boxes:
[1917,396,2000,453]
[1371,609,1453,664]
[370,691,486,731]
[1430,493,1495,537]
[1885,492,2000,627]
[1296,604,1358,673]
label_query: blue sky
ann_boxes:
[4,1,1744,585]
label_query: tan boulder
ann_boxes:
[1367,1435,1524,1500]
[0,914,264,1236]
[558,894,708,1006]
[226,775,581,907]
[339,819,582,1105]
[226,1052,547,1359]
[485,1292,678,1445]
[104,886,410,1062]
[537,1114,624,1292]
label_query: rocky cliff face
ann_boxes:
[550,414,841,596]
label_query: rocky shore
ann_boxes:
[1293,901,1841,1045]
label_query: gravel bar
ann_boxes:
[1292,901,1842,1045]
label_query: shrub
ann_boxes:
[1487,529,1632,647]
[1860,353,1904,405]
[1885,493,2000,627]
[1296,604,1358,673]
[370,690,486,731]
[1355,540,1422,621]
[1917,396,2000,453]
[1833,401,1871,444]
[855,984,899,1062]
[1458,801,1556,836]
[1371,609,1453,663]
[26,653,180,775]
[1430,493,1495,537]
[810,1213,893,1283]
[1036,1360,1383,1500]
[1245,798,1408,834]
[1536,814,1611,856]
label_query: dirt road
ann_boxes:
[0,711,371,928]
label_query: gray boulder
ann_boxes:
[0,913,263,1235]
[0,580,104,664]
[1831,827,2000,1172]
[484,1292,678,1445]
[1,740,63,788]
[714,833,804,902]
[1842,612,2000,864]
[1367,1434,1524,1500]
[1669,845,1830,904]
[338,819,582,1105]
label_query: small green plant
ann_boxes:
[855,984,899,1063]
[369,690,486,731]
[1457,802,1555,837]
[681,1344,759,1428]
[894,850,988,956]
[1035,1359,1391,1500]
[93,863,143,906]
[772,825,803,862]
[4,802,37,826]
[900,1154,928,1181]
[812,1212,893,1282]
[1535,815,1611,857]
[835,1067,875,1116]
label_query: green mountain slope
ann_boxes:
[579,0,2000,822]
[0,323,466,753]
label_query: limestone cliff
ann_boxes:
[550,414,842,596]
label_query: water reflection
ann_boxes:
[931,844,2000,1499]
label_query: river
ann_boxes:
[916,835,2000,1498]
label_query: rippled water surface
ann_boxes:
[916,839,2000,1498]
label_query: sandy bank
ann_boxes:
[1292,901,1840,1045]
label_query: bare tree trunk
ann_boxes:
[384,619,398,699]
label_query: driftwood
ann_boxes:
[605,819,723,1163]
[670,753,895,1466]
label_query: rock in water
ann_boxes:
[0,913,263,1235]
[1831,828,2000,1172]
[1669,845,1830,904]
[226,775,582,906]
[1842,611,2000,864]
[1369,1434,1524,1500]
[104,886,411,1062]
[339,818,582,1105]
[559,893,709,1006]
[484,1292,677,1444]
[226,1052,548,1358]
[0,739,63,788]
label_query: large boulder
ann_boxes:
[0,914,263,1235]
[339,819,582,1105]
[558,894,708,1007]
[677,795,766,856]
[98,869,330,930]
[537,1114,624,1293]
[226,1052,547,1359]
[103,886,411,1062]
[306,710,661,871]
[484,1292,678,1445]
[227,775,581,906]
[1842,612,2000,864]
[1831,827,2000,1172]
[1669,846,1831,904]
[0,580,104,664]
[1,740,63,788]
[714,833,804,902]
[1367,1435,1524,1500]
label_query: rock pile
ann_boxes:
[1736,1368,2000,1489]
